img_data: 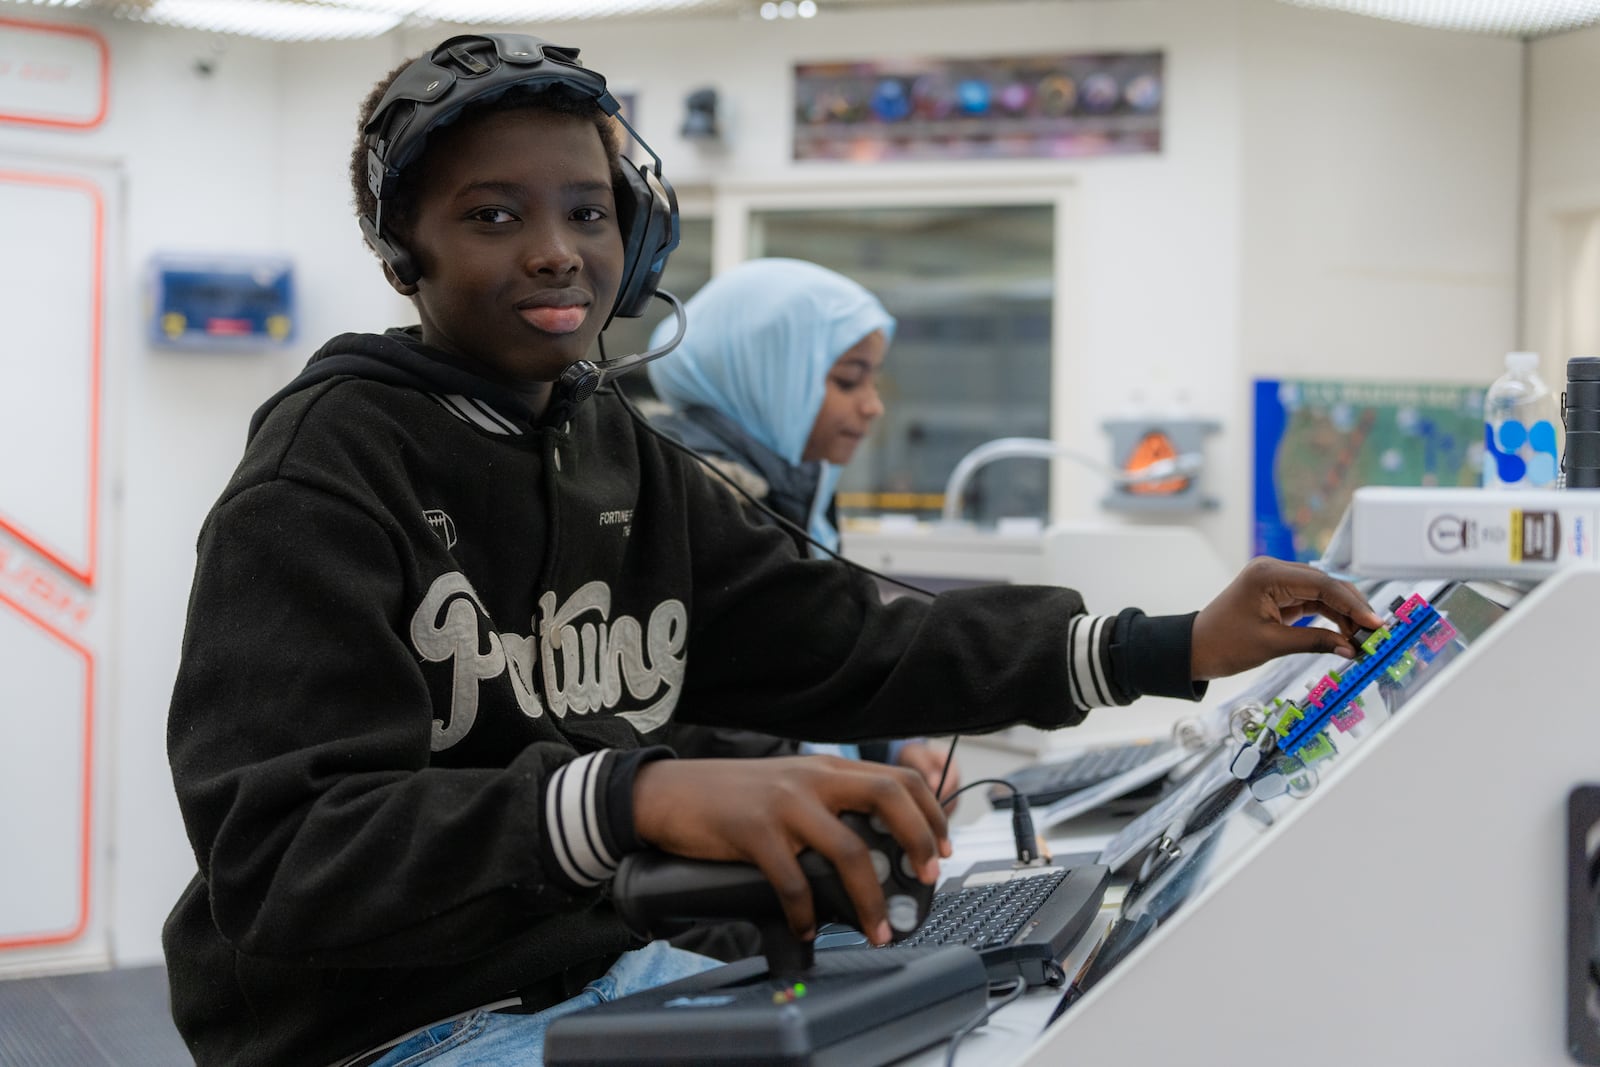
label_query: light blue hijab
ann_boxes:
[648,258,896,555]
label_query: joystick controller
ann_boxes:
[545,812,988,1067]
[612,810,935,977]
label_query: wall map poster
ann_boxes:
[1254,378,1485,562]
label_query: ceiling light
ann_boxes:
[9,0,1592,44]
[1279,0,1600,36]
[124,0,401,41]
[307,0,427,11]
[403,0,713,20]
[4,0,736,35]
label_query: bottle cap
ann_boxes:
[1506,351,1540,374]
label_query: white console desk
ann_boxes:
[895,565,1600,1066]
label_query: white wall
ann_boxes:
[498,0,1523,558]
[503,0,1249,552]
[1239,3,1522,382]
[0,0,1536,971]
[1235,2,1523,560]
[1,16,407,968]
[1523,22,1600,379]
[111,30,410,967]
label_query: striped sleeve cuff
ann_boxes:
[542,747,675,892]
[1066,613,1122,712]
[543,750,626,890]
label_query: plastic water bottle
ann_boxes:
[1483,351,1562,489]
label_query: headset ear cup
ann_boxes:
[392,246,419,288]
[360,213,421,288]
[386,244,420,289]
[609,161,678,321]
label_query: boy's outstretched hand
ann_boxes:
[632,756,949,947]
[1191,557,1384,680]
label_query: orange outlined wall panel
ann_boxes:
[0,16,109,130]
[0,588,94,950]
[0,168,103,586]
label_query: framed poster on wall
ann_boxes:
[793,50,1162,162]
[1254,377,1485,562]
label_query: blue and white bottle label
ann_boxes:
[1483,418,1560,487]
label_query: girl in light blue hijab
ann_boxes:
[647,257,895,555]
[648,260,958,791]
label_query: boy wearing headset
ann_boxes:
[163,34,1380,1067]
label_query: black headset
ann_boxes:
[358,34,685,417]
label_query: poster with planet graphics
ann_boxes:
[793,51,1162,162]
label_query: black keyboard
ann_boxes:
[990,740,1175,808]
[817,859,1110,988]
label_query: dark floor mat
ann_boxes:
[0,965,189,1066]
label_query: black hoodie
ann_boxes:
[163,328,1199,1067]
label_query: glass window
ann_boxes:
[749,204,1053,525]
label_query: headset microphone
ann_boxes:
[548,289,688,425]
[598,288,688,383]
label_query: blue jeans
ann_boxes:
[364,941,721,1067]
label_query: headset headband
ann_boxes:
[363,35,619,215]
[358,33,685,420]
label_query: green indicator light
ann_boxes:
[794,983,807,997]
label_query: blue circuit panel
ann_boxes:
[1276,594,1453,757]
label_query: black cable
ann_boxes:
[615,385,942,601]
[934,735,960,799]
[1043,910,1156,1028]
[943,976,1027,1067]
[616,385,971,808]
[1122,799,1232,924]
[942,777,1020,804]
[939,778,1038,865]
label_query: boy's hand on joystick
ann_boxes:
[632,756,949,945]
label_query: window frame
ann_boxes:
[710,175,1087,524]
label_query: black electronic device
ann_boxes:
[816,856,1110,989]
[1051,815,1228,1027]
[544,812,989,1067]
[988,739,1177,809]
[542,946,988,1067]
[1096,741,1235,873]
[1569,785,1600,1064]
[1564,356,1600,489]
[610,811,935,976]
